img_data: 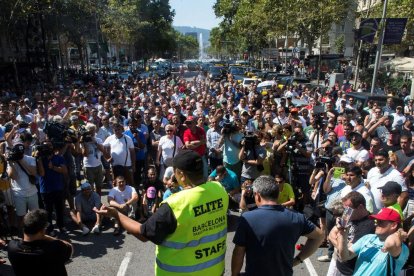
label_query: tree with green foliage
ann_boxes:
[174,32,199,59]
[212,0,353,57]
[335,34,345,54]
[368,0,414,56]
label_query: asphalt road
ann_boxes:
[0,193,330,276]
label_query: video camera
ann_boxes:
[242,131,257,150]
[312,105,328,130]
[314,156,335,169]
[78,126,93,143]
[223,120,237,135]
[43,121,81,145]
[6,144,25,162]
[33,144,53,157]
[286,134,299,153]
[222,114,237,135]
[314,146,336,169]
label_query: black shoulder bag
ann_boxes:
[17,161,36,185]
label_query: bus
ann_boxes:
[305,54,343,79]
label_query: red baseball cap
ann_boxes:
[185,116,196,122]
[369,207,401,223]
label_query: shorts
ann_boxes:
[14,194,39,217]
[85,165,104,189]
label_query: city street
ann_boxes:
[0,190,330,276]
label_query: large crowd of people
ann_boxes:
[0,68,414,275]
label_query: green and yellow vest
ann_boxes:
[155,181,229,276]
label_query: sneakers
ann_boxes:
[91,224,100,234]
[113,227,121,236]
[317,255,332,262]
[82,226,90,236]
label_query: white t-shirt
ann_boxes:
[108,185,137,205]
[367,166,407,211]
[8,155,38,197]
[273,116,289,125]
[81,137,103,167]
[341,181,375,213]
[158,135,183,163]
[392,113,406,128]
[343,147,370,163]
[103,134,134,166]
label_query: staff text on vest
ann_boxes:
[194,240,226,259]
[193,198,223,217]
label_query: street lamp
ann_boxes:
[370,0,388,95]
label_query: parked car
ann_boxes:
[229,66,246,82]
[242,78,260,88]
[186,62,199,71]
[278,76,311,89]
[345,92,404,110]
[208,66,225,81]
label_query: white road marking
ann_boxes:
[304,258,319,276]
[117,252,133,276]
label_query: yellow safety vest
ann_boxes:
[155,181,229,276]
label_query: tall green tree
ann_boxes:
[174,31,199,59]
[369,0,414,55]
[212,0,353,56]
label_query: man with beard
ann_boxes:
[340,132,369,167]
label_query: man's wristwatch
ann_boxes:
[294,256,303,263]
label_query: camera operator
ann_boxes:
[80,123,106,196]
[278,126,314,206]
[239,132,266,183]
[6,144,39,231]
[218,121,243,178]
[239,179,256,212]
[60,136,80,212]
[37,142,68,236]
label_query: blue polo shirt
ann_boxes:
[124,129,146,161]
[233,205,315,276]
[39,155,66,193]
[209,168,240,192]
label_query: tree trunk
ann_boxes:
[77,44,85,73]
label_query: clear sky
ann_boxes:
[170,0,221,30]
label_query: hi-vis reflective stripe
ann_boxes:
[161,228,227,249]
[156,253,225,273]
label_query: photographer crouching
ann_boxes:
[277,126,314,209]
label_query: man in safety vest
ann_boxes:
[97,150,229,275]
